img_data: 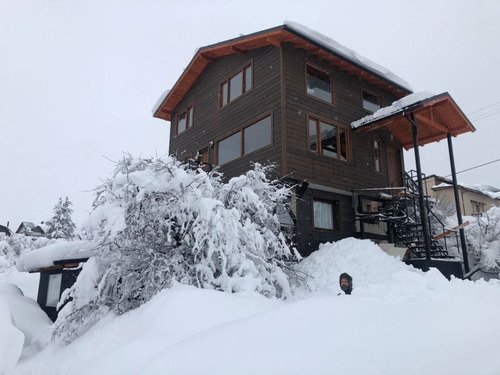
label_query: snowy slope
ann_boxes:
[6,238,500,375]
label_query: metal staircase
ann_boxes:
[355,170,454,259]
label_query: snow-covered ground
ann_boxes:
[2,238,500,375]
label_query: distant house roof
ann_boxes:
[427,175,500,200]
[351,92,475,150]
[16,240,98,273]
[16,221,46,237]
[153,22,412,121]
[0,225,13,236]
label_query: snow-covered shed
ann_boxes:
[17,241,98,321]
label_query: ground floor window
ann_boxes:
[46,273,62,307]
[313,199,341,231]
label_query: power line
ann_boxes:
[467,100,500,116]
[444,157,500,177]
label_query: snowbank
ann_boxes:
[9,238,500,375]
[0,282,52,373]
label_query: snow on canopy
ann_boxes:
[16,240,98,272]
[351,91,435,129]
[284,21,413,92]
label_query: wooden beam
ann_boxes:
[231,45,246,55]
[199,53,214,63]
[266,36,282,47]
[414,112,449,133]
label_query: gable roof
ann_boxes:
[153,22,412,121]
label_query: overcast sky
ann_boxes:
[1,0,499,229]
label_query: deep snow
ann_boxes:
[3,238,500,375]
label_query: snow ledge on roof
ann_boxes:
[351,91,435,129]
[16,240,99,272]
[284,21,413,92]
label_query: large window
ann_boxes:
[220,64,253,107]
[306,64,333,103]
[217,115,271,165]
[362,90,381,112]
[176,105,193,135]
[308,117,348,161]
[313,199,341,231]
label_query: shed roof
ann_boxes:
[153,22,412,121]
[351,92,476,150]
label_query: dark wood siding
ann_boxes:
[169,45,283,180]
[281,43,404,191]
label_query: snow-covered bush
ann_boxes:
[0,234,53,272]
[46,197,76,240]
[55,155,293,343]
[466,207,500,272]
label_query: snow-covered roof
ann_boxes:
[151,89,170,116]
[154,22,412,121]
[432,178,500,200]
[284,21,412,92]
[351,91,435,129]
[16,240,98,272]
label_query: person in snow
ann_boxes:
[339,272,353,295]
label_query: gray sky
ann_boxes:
[1,0,499,229]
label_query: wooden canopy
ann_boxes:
[353,93,475,150]
[153,25,412,121]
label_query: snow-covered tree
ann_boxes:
[46,197,76,240]
[54,155,294,343]
[466,207,500,272]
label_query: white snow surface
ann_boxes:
[351,91,435,129]
[4,237,500,375]
[285,21,413,92]
[16,240,98,272]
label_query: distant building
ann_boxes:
[15,222,46,237]
[0,224,12,237]
[424,175,500,216]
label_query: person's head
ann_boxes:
[339,272,353,295]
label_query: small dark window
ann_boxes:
[309,117,348,161]
[176,105,193,135]
[217,115,271,165]
[220,64,253,107]
[306,64,333,103]
[373,138,383,172]
[363,91,381,112]
[313,199,341,231]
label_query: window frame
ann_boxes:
[175,104,194,136]
[312,198,341,232]
[219,63,253,108]
[362,90,381,113]
[216,113,272,165]
[373,136,384,173]
[308,116,350,162]
[305,63,335,105]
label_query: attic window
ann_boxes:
[176,105,193,135]
[362,91,381,112]
[306,64,333,103]
[220,64,253,107]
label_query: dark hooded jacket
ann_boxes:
[339,272,353,295]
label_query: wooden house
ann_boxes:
[153,22,475,266]
[15,222,46,237]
